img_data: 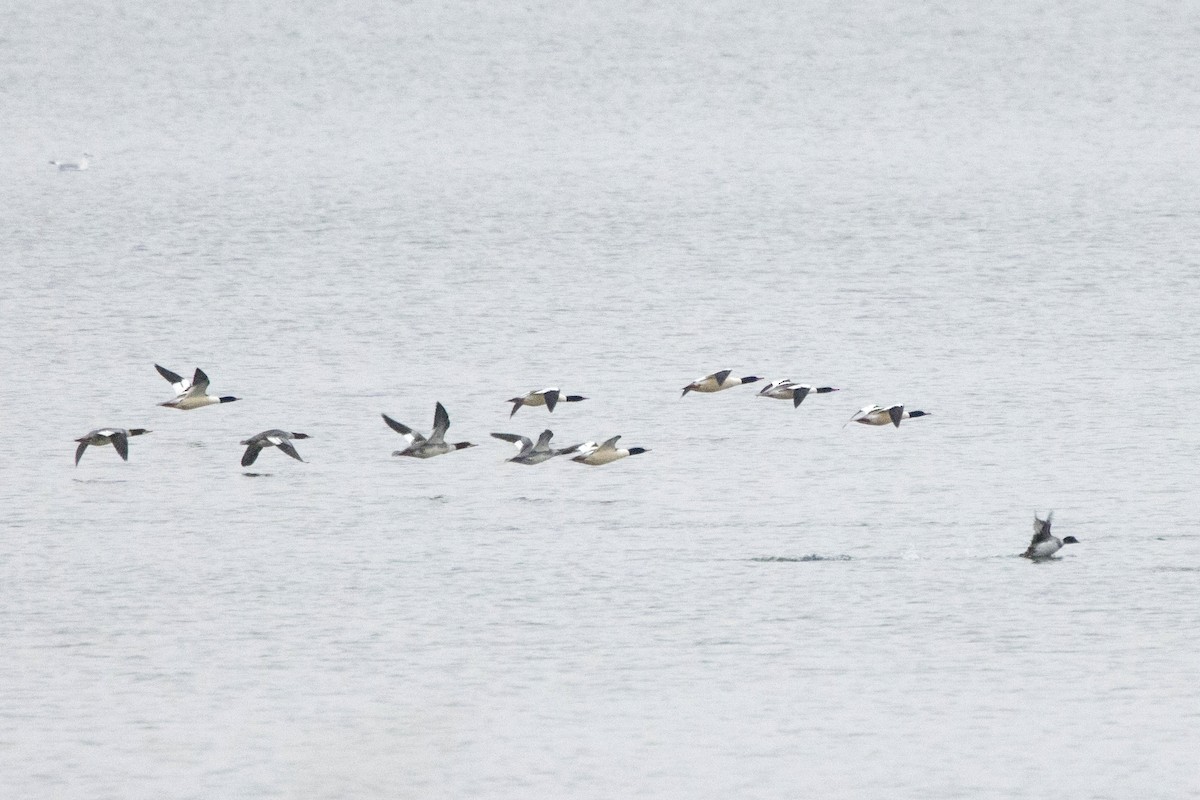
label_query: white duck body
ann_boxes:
[571,435,649,465]
[845,404,930,428]
[681,369,762,396]
[507,388,588,417]
[757,379,840,408]
[157,365,240,410]
[50,153,91,171]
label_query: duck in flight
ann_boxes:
[844,404,930,428]
[681,369,761,397]
[507,388,587,417]
[240,430,309,466]
[1022,511,1079,559]
[491,429,582,464]
[383,402,476,459]
[156,364,240,410]
[75,427,150,465]
[756,379,840,408]
[571,435,649,465]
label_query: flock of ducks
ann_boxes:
[72,365,1075,559]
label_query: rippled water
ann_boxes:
[4,1,1200,797]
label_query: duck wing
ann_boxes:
[191,368,211,394]
[111,431,130,461]
[428,402,450,445]
[276,439,304,462]
[241,444,262,466]
[597,435,621,452]
[74,441,89,465]
[155,364,191,394]
[382,413,426,445]
[1032,512,1053,542]
[492,432,533,455]
[533,429,555,452]
[543,389,560,413]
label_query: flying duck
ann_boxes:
[49,153,91,171]
[681,369,761,397]
[491,429,582,464]
[240,430,309,466]
[74,427,150,465]
[383,402,476,459]
[571,435,649,465]
[844,404,930,428]
[1022,511,1079,559]
[756,379,840,408]
[507,388,587,417]
[156,364,240,410]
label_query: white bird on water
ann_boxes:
[49,153,91,171]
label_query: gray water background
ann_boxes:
[3,0,1200,797]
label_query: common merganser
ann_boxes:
[571,435,649,465]
[74,427,150,465]
[756,379,840,408]
[156,364,239,410]
[1022,511,1079,559]
[383,402,476,459]
[491,429,582,464]
[681,369,761,397]
[844,404,930,428]
[239,430,309,466]
[507,388,587,417]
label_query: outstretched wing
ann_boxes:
[191,368,211,393]
[111,431,129,461]
[544,389,560,413]
[792,386,811,408]
[1032,512,1053,542]
[74,441,88,465]
[713,369,733,387]
[844,406,875,428]
[597,435,622,452]
[429,402,450,444]
[155,364,190,393]
[276,440,305,462]
[492,432,533,455]
[887,405,905,427]
[241,444,261,466]
[382,413,425,445]
[534,429,555,451]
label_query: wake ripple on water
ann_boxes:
[751,554,853,563]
